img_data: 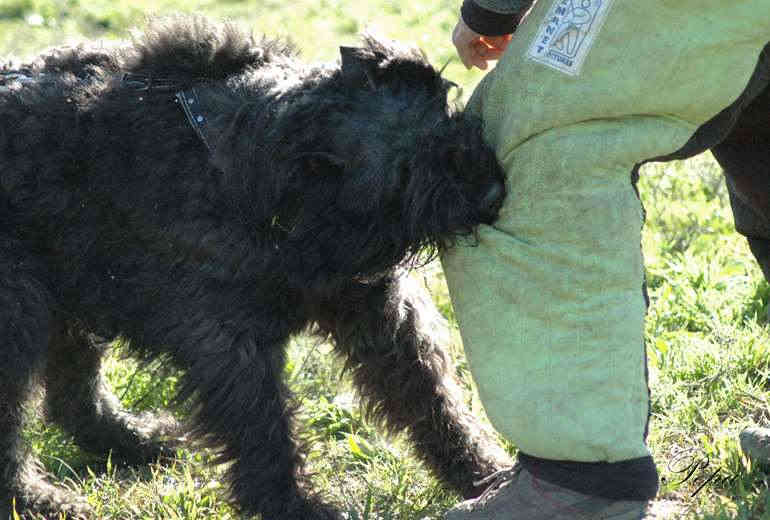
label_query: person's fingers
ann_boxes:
[452,17,513,70]
[470,42,494,69]
[482,34,513,52]
[473,41,506,60]
[457,44,475,69]
[471,55,488,70]
[452,18,484,69]
[471,40,509,69]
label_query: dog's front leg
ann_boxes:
[168,308,341,520]
[319,272,512,500]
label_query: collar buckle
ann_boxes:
[121,73,179,93]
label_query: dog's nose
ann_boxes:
[478,180,505,224]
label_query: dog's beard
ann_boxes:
[403,177,481,256]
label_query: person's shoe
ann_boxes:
[739,426,770,465]
[444,465,650,520]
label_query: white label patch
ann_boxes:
[526,0,614,76]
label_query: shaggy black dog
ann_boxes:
[0,16,509,519]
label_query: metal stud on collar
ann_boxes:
[176,87,213,152]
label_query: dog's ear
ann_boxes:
[339,46,379,90]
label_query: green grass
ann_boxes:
[0,0,481,93]
[638,155,770,520]
[4,1,770,518]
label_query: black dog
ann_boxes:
[0,16,509,519]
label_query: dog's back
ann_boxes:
[0,44,113,238]
[0,16,290,238]
[0,17,299,333]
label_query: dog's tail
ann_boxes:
[121,14,296,86]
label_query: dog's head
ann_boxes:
[314,37,505,276]
[335,36,506,224]
[214,35,506,293]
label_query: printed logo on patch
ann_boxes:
[526,0,614,76]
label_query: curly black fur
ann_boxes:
[0,15,508,519]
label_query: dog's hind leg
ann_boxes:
[318,272,513,500]
[0,238,90,519]
[43,326,181,467]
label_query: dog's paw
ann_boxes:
[106,409,186,467]
[7,477,92,520]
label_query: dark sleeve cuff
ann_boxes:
[461,0,522,36]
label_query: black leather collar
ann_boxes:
[121,73,215,152]
[175,87,214,152]
[121,73,180,93]
[121,73,300,241]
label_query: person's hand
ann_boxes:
[452,17,512,70]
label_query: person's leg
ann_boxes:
[443,115,658,520]
[712,48,770,281]
[710,46,770,464]
[441,1,770,517]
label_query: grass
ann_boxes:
[3,1,770,518]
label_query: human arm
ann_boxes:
[452,0,535,70]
